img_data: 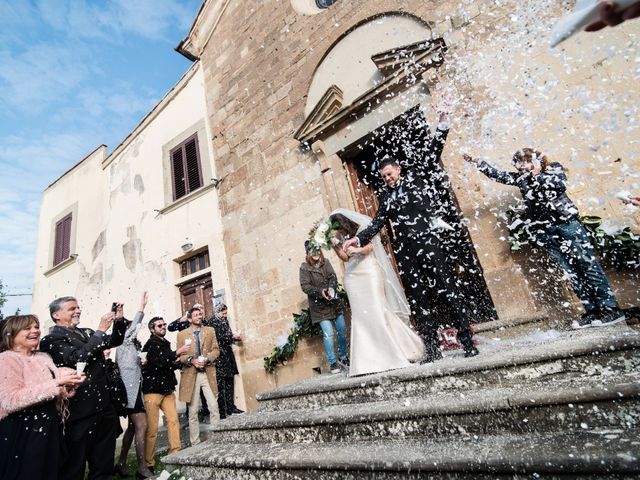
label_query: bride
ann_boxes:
[329,208,424,376]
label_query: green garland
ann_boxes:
[264,288,349,373]
[506,206,640,270]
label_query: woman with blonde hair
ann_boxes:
[114,292,155,479]
[0,314,84,480]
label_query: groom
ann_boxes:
[343,111,478,362]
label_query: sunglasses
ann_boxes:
[155,323,167,328]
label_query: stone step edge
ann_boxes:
[213,381,640,432]
[473,311,557,333]
[164,430,640,474]
[257,330,640,402]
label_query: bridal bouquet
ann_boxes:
[307,218,339,254]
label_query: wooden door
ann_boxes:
[344,160,401,278]
[179,275,214,319]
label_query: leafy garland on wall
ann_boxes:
[264,288,349,373]
[506,206,640,270]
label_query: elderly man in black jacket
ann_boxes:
[464,148,624,329]
[343,112,478,363]
[40,296,127,480]
[141,317,189,472]
[210,304,244,419]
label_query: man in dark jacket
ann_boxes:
[167,302,207,332]
[210,304,244,419]
[464,148,624,328]
[40,296,127,480]
[343,112,478,363]
[141,317,189,471]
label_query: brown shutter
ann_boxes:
[171,147,186,199]
[184,137,202,192]
[170,134,202,201]
[53,213,72,266]
[61,214,72,261]
[54,219,65,265]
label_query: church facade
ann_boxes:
[176,0,639,406]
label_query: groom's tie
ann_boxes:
[194,330,202,358]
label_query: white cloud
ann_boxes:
[0,2,39,38]
[111,0,197,42]
[0,129,95,315]
[0,43,91,114]
[76,82,158,118]
[36,0,198,43]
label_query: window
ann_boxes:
[291,0,338,15]
[170,134,203,201]
[53,213,72,266]
[180,249,210,277]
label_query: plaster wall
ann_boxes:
[32,146,108,325]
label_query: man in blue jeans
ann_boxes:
[464,148,625,328]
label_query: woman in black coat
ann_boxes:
[299,241,348,374]
[210,304,244,419]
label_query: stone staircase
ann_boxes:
[164,324,640,479]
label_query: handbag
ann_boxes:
[104,359,128,415]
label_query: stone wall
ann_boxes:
[195,0,639,407]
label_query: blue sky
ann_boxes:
[0,0,202,316]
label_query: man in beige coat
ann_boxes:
[177,307,220,445]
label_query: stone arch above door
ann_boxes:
[294,12,446,150]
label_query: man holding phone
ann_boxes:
[41,297,127,480]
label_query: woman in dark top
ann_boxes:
[210,304,244,419]
[299,241,348,373]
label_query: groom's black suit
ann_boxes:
[356,125,475,358]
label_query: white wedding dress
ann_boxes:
[332,209,424,376]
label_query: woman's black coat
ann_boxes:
[210,316,239,378]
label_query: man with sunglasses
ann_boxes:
[141,317,190,472]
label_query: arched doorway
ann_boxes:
[295,13,497,323]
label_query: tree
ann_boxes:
[0,279,6,321]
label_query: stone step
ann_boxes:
[164,429,640,479]
[255,326,640,413]
[473,312,569,342]
[164,326,640,478]
[205,380,639,444]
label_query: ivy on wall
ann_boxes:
[264,288,349,373]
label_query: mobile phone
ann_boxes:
[111,302,118,313]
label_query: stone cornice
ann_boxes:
[175,0,232,61]
[294,38,447,145]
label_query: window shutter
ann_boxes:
[171,148,186,199]
[61,214,72,261]
[54,219,65,265]
[53,213,72,266]
[184,138,202,192]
